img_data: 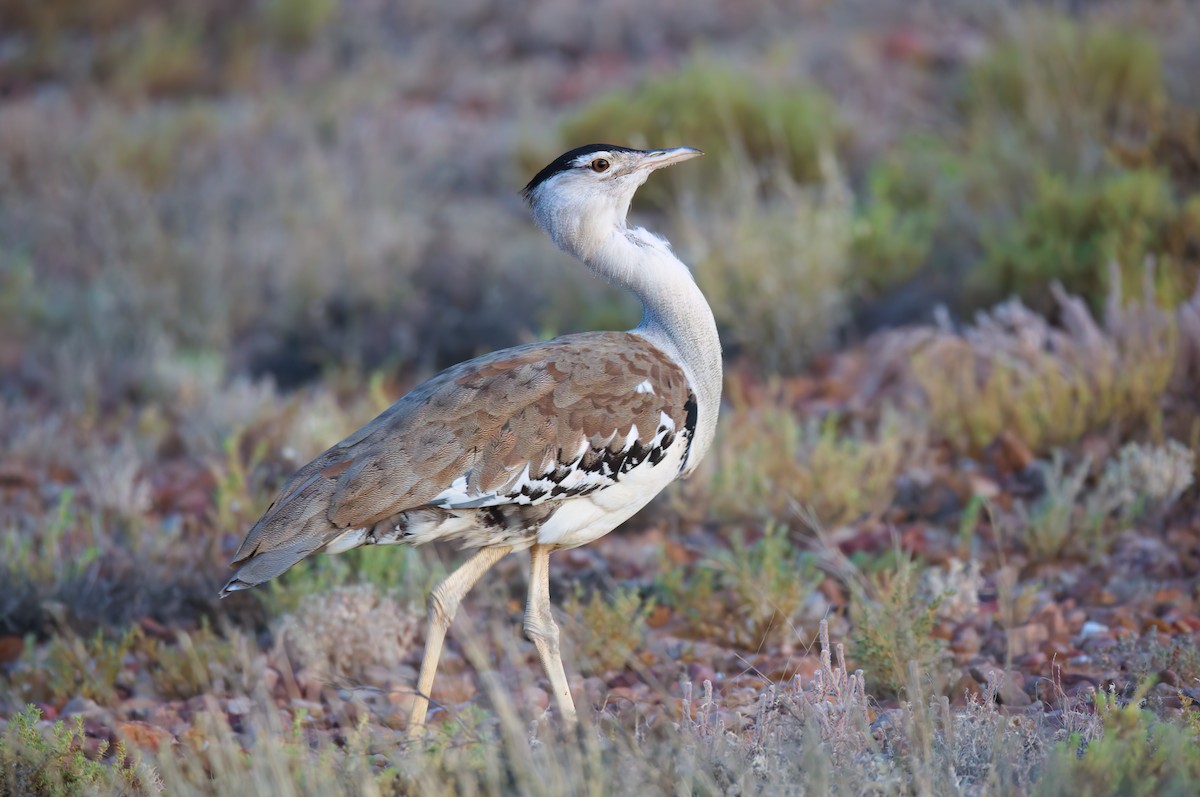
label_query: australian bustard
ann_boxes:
[221,144,722,735]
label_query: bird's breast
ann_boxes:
[534,441,685,548]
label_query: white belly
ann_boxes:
[535,442,685,548]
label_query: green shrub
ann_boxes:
[704,523,821,649]
[1016,440,1195,562]
[262,0,339,49]
[1035,689,1200,797]
[850,548,951,697]
[1016,451,1095,561]
[110,17,206,99]
[695,394,919,528]
[910,277,1175,456]
[850,160,937,296]
[145,620,259,700]
[978,170,1181,311]
[856,12,1197,312]
[963,14,1187,307]
[0,706,144,795]
[679,163,854,372]
[966,15,1165,168]
[564,586,655,674]
[1099,633,1200,692]
[3,628,142,708]
[558,60,846,207]
[650,523,819,649]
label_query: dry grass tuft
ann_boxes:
[695,387,921,529]
[910,266,1175,455]
[1010,439,1193,561]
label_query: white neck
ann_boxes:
[554,218,723,474]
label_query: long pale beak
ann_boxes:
[636,146,703,171]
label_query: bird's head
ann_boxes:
[522,144,702,259]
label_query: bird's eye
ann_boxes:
[590,158,610,173]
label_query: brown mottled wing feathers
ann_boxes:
[229,331,689,564]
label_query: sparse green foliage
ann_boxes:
[4,627,141,708]
[0,706,144,796]
[978,169,1182,309]
[681,161,854,373]
[564,586,654,674]
[704,524,820,649]
[851,157,937,296]
[1017,451,1094,561]
[700,396,919,527]
[559,60,846,207]
[265,544,438,615]
[111,17,206,99]
[213,430,272,535]
[851,549,951,696]
[0,0,331,98]
[262,0,339,49]
[651,525,820,649]
[145,620,258,700]
[865,12,1198,312]
[1014,440,1194,562]
[1,488,97,592]
[153,704,390,796]
[651,555,717,634]
[1099,632,1200,691]
[1035,688,1200,797]
[965,16,1165,165]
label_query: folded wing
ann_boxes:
[223,331,693,592]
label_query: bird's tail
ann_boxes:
[219,468,343,598]
[220,539,327,597]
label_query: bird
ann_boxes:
[220,144,722,736]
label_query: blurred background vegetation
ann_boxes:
[4,1,1200,793]
[2,0,1197,403]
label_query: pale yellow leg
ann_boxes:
[407,545,512,737]
[523,544,578,726]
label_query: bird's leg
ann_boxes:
[408,545,512,737]
[523,543,578,726]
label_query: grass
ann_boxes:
[3,627,142,709]
[1015,451,1095,561]
[701,523,821,649]
[649,523,825,650]
[7,619,1184,796]
[1099,632,1200,692]
[145,620,259,701]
